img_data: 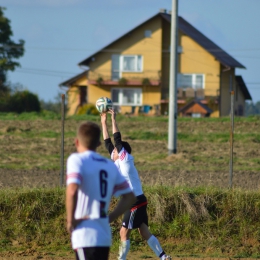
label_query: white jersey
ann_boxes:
[114,147,143,197]
[66,150,131,249]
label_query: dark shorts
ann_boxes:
[122,194,148,229]
[75,247,109,260]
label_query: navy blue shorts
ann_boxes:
[75,247,109,260]
[122,194,148,229]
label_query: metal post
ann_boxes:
[60,94,65,187]
[168,0,178,155]
[229,75,234,188]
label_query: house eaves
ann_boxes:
[160,13,245,69]
[79,12,245,70]
[179,100,213,114]
[59,70,88,87]
[235,75,252,100]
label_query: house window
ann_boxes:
[112,54,143,80]
[178,73,204,89]
[192,113,201,118]
[111,88,142,106]
[144,30,152,38]
[121,55,142,72]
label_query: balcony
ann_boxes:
[88,78,161,86]
[161,88,219,106]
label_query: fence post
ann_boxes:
[60,94,65,187]
[229,90,234,188]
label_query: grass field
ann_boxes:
[0,112,259,189]
[0,112,259,259]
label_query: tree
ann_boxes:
[0,7,25,91]
[40,92,68,114]
[245,101,260,116]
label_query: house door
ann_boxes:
[79,86,87,105]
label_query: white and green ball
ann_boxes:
[96,97,113,113]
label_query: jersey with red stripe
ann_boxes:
[114,147,143,196]
[66,150,131,248]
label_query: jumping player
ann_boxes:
[100,110,172,260]
[66,121,136,260]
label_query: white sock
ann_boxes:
[147,235,165,258]
[118,240,130,260]
[161,255,169,260]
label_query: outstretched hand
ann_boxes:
[100,112,107,124]
[108,109,116,121]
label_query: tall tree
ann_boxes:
[245,101,260,115]
[0,7,25,91]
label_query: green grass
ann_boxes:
[0,111,258,122]
[2,128,259,143]
[0,112,260,257]
[0,111,61,120]
[0,187,260,258]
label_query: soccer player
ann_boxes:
[66,121,136,260]
[100,110,172,260]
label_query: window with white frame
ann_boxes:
[111,54,143,80]
[192,113,201,118]
[111,88,142,106]
[177,73,204,89]
[120,55,142,72]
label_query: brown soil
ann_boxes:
[0,118,259,190]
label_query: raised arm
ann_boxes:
[100,112,110,140]
[101,112,115,155]
[109,109,120,134]
[108,109,124,153]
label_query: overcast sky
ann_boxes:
[2,0,260,103]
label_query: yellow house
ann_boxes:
[60,10,251,117]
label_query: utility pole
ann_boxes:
[168,0,178,154]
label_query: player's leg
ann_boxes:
[139,223,167,259]
[118,226,132,260]
[138,209,172,260]
[75,247,110,260]
[118,194,149,260]
[118,207,133,260]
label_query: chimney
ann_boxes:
[159,8,167,13]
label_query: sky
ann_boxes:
[1,0,260,103]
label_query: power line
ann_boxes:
[14,68,76,78]
[2,44,260,54]
[17,67,77,75]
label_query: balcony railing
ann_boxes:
[88,76,161,86]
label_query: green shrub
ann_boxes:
[0,92,11,112]
[8,90,41,113]
[142,78,151,86]
[77,103,99,115]
[118,77,128,86]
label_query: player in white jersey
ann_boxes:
[100,110,172,260]
[66,121,135,260]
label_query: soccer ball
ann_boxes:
[96,97,113,113]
